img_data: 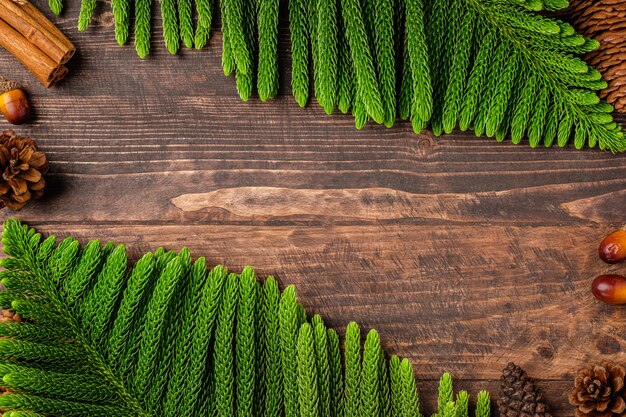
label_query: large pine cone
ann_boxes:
[570,364,626,417]
[498,362,551,417]
[569,0,626,113]
[0,130,48,211]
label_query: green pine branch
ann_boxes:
[372,0,396,127]
[194,0,214,48]
[257,0,280,101]
[134,0,152,58]
[340,0,384,124]
[78,0,96,31]
[262,276,283,417]
[289,0,310,106]
[0,218,497,417]
[236,267,258,417]
[297,323,320,417]
[315,0,339,114]
[161,0,180,54]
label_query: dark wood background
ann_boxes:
[1,1,626,415]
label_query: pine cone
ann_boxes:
[569,0,626,113]
[497,362,551,417]
[569,364,626,417]
[0,130,48,211]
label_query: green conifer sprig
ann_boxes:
[222,0,253,75]
[279,285,300,417]
[0,218,497,417]
[48,0,62,15]
[372,0,396,127]
[336,13,354,114]
[344,321,362,417]
[236,267,258,417]
[194,0,214,48]
[313,319,331,417]
[257,0,280,101]
[341,0,384,124]
[315,0,339,114]
[163,258,208,417]
[389,356,403,417]
[297,323,320,417]
[475,391,491,417]
[109,10,128,45]
[262,277,283,417]
[456,391,469,417]
[405,0,432,132]
[289,0,310,107]
[213,273,239,417]
[235,0,257,101]
[181,265,228,415]
[437,373,454,416]
[161,0,181,54]
[360,330,382,417]
[221,4,236,76]
[177,0,195,48]
[400,358,421,417]
[327,328,344,417]
[380,350,392,417]
[134,0,152,58]
[78,0,97,31]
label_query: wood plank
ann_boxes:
[0,2,624,416]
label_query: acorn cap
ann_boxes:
[0,80,23,95]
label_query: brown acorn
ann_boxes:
[599,230,626,264]
[592,274,626,305]
[0,80,30,125]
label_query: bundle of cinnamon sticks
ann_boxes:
[0,0,75,87]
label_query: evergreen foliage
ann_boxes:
[235,0,256,101]
[48,0,62,15]
[297,323,320,417]
[160,0,180,54]
[78,0,97,31]
[178,0,194,48]
[194,0,214,48]
[313,318,331,417]
[262,276,282,417]
[257,0,280,101]
[315,0,339,114]
[289,0,310,107]
[236,267,257,417]
[372,0,396,127]
[0,219,497,417]
[52,0,626,150]
[134,0,152,58]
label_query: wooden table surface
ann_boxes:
[2,2,626,415]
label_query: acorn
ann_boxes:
[0,80,30,125]
[599,229,626,264]
[592,274,626,305]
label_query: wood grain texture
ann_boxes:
[0,1,626,416]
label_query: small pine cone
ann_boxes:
[0,130,48,211]
[497,362,551,417]
[569,364,626,417]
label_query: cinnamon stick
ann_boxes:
[0,0,75,65]
[0,17,58,87]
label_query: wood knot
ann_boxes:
[537,346,554,359]
[596,337,621,355]
[409,134,436,157]
[97,11,115,27]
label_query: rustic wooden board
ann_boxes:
[1,1,626,416]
